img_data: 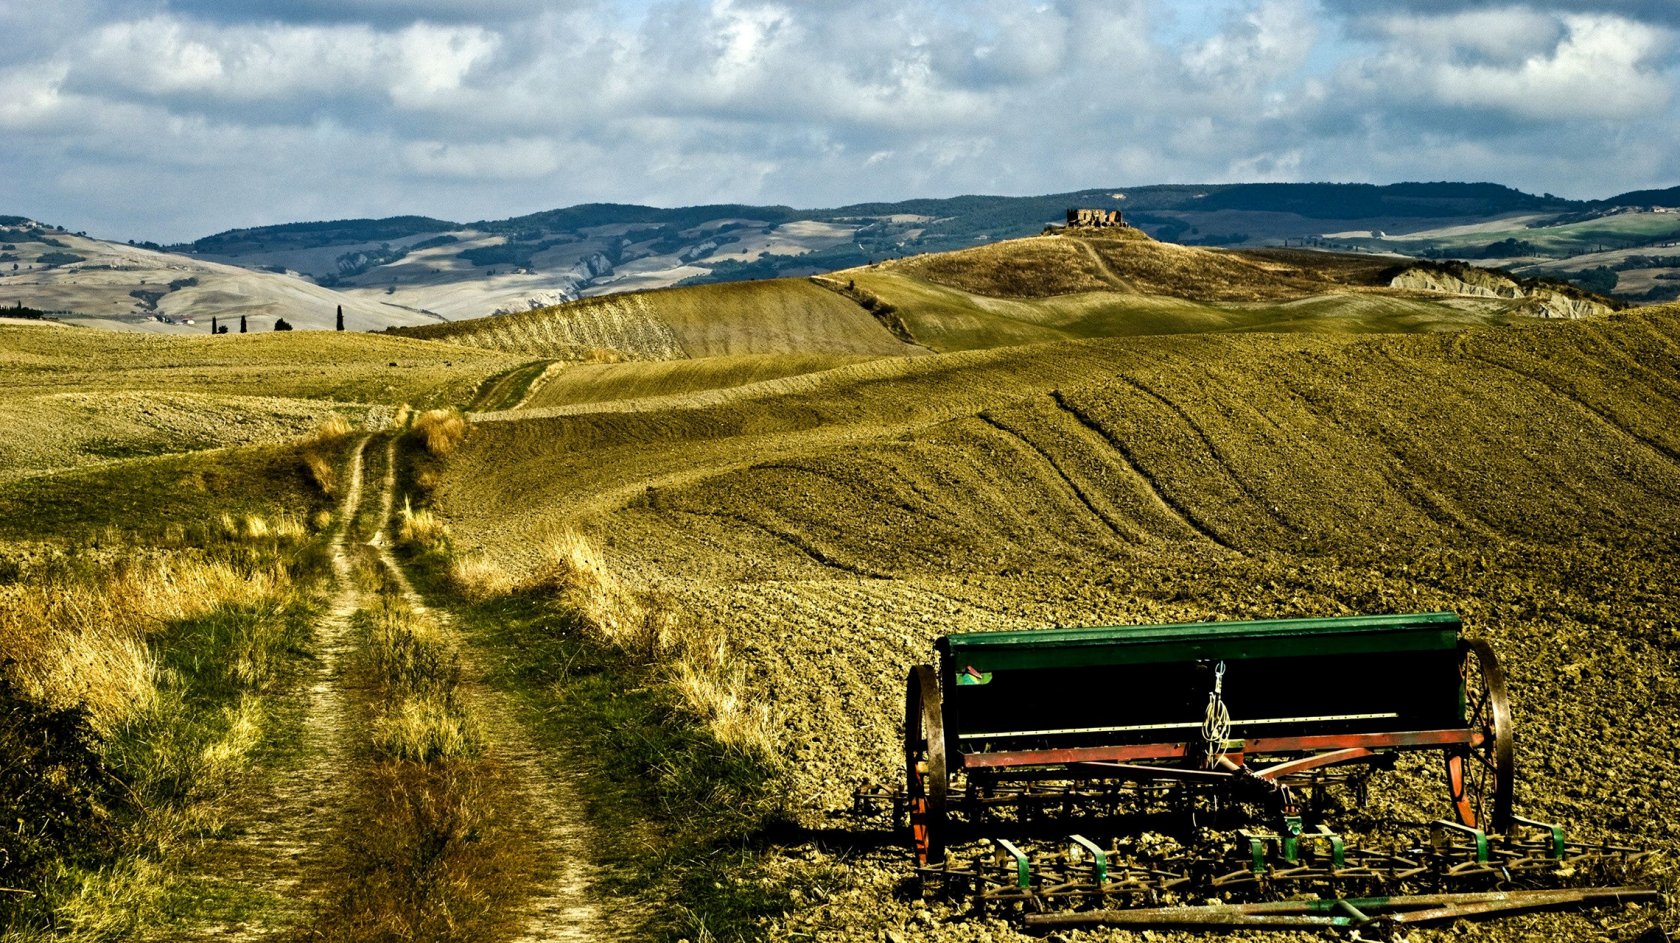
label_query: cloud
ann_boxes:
[1332,0,1680,31]
[2,0,1677,241]
[159,0,562,27]
[1183,0,1317,85]
[1347,11,1672,121]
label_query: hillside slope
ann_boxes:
[397,278,922,361]
[411,229,1611,364]
[435,307,1680,939]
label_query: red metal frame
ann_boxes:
[958,728,1477,771]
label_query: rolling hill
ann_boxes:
[434,297,1680,940]
[396,228,1614,388]
[3,191,1677,942]
[6,182,1676,335]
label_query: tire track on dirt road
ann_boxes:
[369,435,613,943]
[178,435,372,940]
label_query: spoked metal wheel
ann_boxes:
[905,664,948,864]
[1446,639,1515,833]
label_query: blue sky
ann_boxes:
[3,0,1677,242]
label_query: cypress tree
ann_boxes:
[336,305,344,331]
[211,315,218,334]
[239,315,247,333]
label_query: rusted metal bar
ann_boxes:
[1021,887,1663,931]
[1253,747,1376,781]
[1386,887,1664,926]
[962,742,1192,769]
[1243,728,1474,753]
[962,729,1473,770]
[1073,761,1235,783]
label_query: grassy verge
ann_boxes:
[387,407,823,940]
[0,532,328,940]
[302,588,522,943]
[300,422,525,942]
[0,419,363,939]
[407,568,816,941]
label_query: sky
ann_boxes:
[3,0,1678,243]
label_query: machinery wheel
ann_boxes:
[905,664,948,864]
[1447,639,1514,833]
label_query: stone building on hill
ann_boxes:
[1067,208,1124,228]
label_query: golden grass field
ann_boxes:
[3,233,1674,941]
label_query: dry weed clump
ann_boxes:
[217,512,309,544]
[448,553,514,601]
[371,694,478,762]
[301,414,355,496]
[397,498,449,550]
[668,657,778,763]
[412,408,467,457]
[361,596,458,694]
[532,531,647,646]
[359,595,477,761]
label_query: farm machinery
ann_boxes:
[857,612,1661,933]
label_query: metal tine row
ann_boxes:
[911,816,1648,915]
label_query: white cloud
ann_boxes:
[1183,0,1317,85]
[1358,11,1670,121]
[1,0,1677,241]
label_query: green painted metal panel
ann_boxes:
[939,612,1462,673]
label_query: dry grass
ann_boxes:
[371,694,478,762]
[0,552,290,733]
[447,553,514,601]
[300,414,355,496]
[217,511,309,544]
[530,531,778,758]
[307,763,521,943]
[397,497,449,550]
[667,656,778,763]
[412,408,466,457]
[36,857,167,942]
[360,596,457,694]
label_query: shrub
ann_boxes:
[0,674,124,901]
[411,408,466,457]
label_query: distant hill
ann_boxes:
[0,218,446,334]
[395,228,1615,391]
[5,181,1678,333]
[1600,185,1680,208]
[172,181,1680,313]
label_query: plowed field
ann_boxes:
[439,307,1680,941]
